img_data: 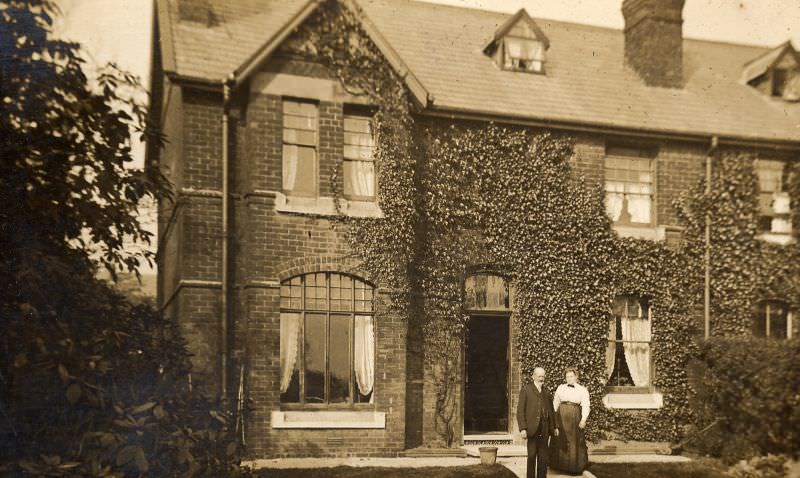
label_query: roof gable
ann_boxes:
[742,41,800,84]
[483,8,550,55]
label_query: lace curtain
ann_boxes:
[621,305,651,386]
[605,315,616,380]
[346,161,375,198]
[354,315,375,400]
[279,312,301,393]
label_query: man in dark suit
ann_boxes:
[517,367,559,478]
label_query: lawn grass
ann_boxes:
[588,458,728,478]
[256,464,516,478]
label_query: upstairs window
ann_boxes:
[484,9,549,74]
[503,37,545,73]
[282,100,318,196]
[343,110,376,200]
[754,300,791,339]
[605,145,655,226]
[756,159,792,235]
[743,43,800,101]
[606,295,653,390]
[772,68,790,97]
[280,273,375,406]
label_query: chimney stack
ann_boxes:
[622,0,685,88]
[178,0,219,26]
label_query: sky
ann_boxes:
[52,0,800,278]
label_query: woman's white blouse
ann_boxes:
[553,383,591,423]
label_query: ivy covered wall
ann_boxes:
[276,0,800,447]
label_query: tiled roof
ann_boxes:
[157,0,800,143]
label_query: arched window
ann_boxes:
[465,273,513,311]
[606,295,652,389]
[279,272,375,405]
[754,300,791,339]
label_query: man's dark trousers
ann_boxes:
[517,382,556,478]
[526,424,549,478]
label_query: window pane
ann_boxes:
[754,303,768,337]
[280,313,301,403]
[283,128,316,146]
[280,277,303,309]
[283,100,317,196]
[770,306,788,339]
[283,145,317,195]
[344,116,371,134]
[329,314,351,403]
[344,160,376,198]
[608,296,651,387]
[305,272,327,310]
[330,273,353,312]
[304,313,326,403]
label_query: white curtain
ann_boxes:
[282,145,298,192]
[627,184,652,224]
[354,315,375,400]
[279,312,301,393]
[348,161,375,197]
[504,38,522,57]
[621,305,651,387]
[605,193,624,222]
[605,316,616,380]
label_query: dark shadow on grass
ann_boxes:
[256,464,517,478]
[588,459,727,478]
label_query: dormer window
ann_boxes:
[503,38,545,73]
[484,9,550,74]
[743,41,800,101]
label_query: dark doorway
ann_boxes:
[464,315,510,434]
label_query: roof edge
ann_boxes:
[422,105,800,151]
[230,0,430,107]
[346,0,430,106]
[233,0,322,87]
[156,0,177,73]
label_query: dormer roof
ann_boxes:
[742,41,800,84]
[483,8,550,55]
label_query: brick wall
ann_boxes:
[160,50,729,460]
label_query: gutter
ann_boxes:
[421,106,800,152]
[704,136,719,340]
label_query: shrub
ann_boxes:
[687,337,800,463]
[726,454,795,478]
[0,270,251,477]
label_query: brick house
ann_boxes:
[149,0,800,458]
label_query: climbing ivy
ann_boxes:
[283,0,798,446]
[676,152,800,336]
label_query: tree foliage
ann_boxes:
[1,2,249,475]
[1,0,169,287]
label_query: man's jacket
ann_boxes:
[517,382,557,437]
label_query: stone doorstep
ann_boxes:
[463,445,528,457]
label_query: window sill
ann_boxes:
[602,391,663,409]
[275,193,383,218]
[612,225,665,241]
[271,410,386,429]
[757,232,795,246]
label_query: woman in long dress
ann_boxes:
[550,368,590,475]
